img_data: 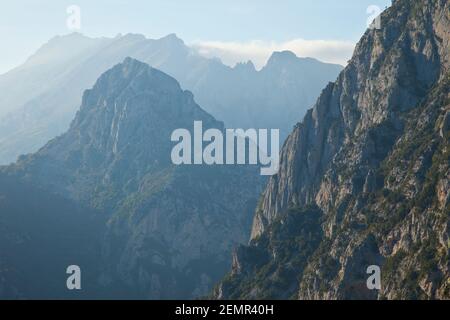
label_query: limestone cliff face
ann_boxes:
[1,58,262,299]
[216,0,449,300]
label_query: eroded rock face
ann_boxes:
[214,0,449,300]
[1,58,263,299]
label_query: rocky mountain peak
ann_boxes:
[77,56,183,114]
[159,33,185,44]
[75,56,214,131]
[264,51,333,71]
[266,50,298,65]
[12,58,219,206]
[0,59,262,299]
[233,60,256,73]
[21,33,105,69]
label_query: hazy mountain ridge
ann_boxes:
[0,33,342,165]
[0,58,263,299]
[213,0,449,300]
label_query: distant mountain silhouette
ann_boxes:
[0,33,342,164]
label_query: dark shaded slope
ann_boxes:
[0,174,107,299]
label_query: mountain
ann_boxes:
[0,33,342,164]
[0,174,107,299]
[213,0,449,300]
[0,58,262,299]
[198,51,342,137]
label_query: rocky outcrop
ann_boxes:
[214,0,449,300]
[0,58,262,299]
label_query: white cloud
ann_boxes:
[191,38,355,69]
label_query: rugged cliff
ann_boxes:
[214,0,449,300]
[0,58,262,299]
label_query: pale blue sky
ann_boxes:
[0,0,391,73]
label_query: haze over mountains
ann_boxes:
[0,57,263,299]
[0,32,342,165]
